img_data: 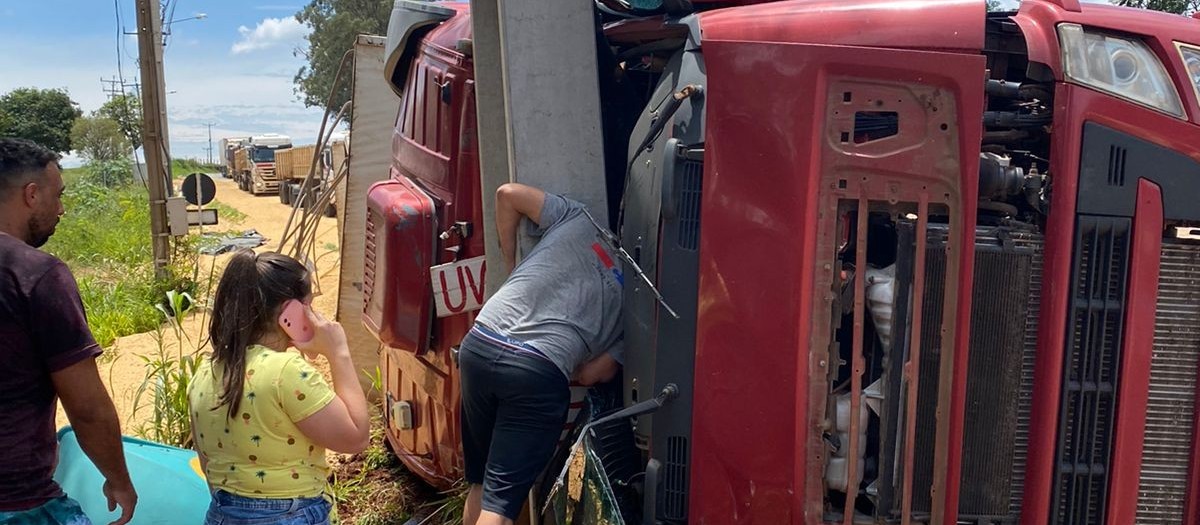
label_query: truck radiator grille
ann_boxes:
[1135,239,1200,525]
[1052,216,1132,525]
[363,208,378,311]
[900,226,1041,522]
[1012,230,1044,517]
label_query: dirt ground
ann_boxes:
[55,175,343,431]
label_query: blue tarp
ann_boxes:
[54,427,210,525]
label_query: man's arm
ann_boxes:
[495,183,545,271]
[52,358,137,525]
[573,352,620,386]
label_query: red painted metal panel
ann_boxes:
[900,198,928,525]
[1105,180,1164,525]
[843,201,868,525]
[695,34,982,523]
[1021,84,1200,525]
[699,0,984,53]
[1045,0,1081,12]
[692,41,820,524]
[375,5,479,489]
[362,175,438,351]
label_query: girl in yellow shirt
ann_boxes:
[187,250,370,525]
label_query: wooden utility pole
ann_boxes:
[135,0,172,278]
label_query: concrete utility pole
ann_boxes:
[135,0,172,278]
[468,0,610,297]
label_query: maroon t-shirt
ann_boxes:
[0,232,102,510]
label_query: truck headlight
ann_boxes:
[1058,23,1184,118]
[1177,43,1200,106]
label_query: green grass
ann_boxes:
[43,167,196,349]
[171,158,222,180]
[209,201,246,224]
[327,409,435,525]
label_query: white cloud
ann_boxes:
[60,152,84,169]
[231,17,309,55]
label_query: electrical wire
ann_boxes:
[114,0,125,81]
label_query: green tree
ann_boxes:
[1118,0,1199,14]
[71,116,130,163]
[294,0,391,116]
[97,94,143,151]
[0,88,82,153]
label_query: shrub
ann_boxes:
[44,167,198,349]
[83,158,134,187]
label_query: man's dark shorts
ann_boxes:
[459,326,569,520]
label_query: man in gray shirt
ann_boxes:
[460,183,623,525]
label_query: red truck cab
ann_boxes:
[366,0,1200,523]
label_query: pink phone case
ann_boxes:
[278,300,314,344]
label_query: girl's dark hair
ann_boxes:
[209,250,311,419]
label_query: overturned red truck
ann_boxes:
[360,0,1200,523]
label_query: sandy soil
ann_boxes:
[55,176,343,433]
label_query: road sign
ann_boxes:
[182,172,216,206]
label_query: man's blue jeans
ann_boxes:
[0,496,91,525]
[203,490,331,525]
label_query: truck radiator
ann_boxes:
[1135,239,1200,525]
[894,225,1041,522]
[1052,216,1132,525]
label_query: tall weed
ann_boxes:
[132,290,203,447]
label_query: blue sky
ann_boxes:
[0,0,330,165]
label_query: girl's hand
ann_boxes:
[293,306,348,360]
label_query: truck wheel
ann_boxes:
[323,203,336,218]
[279,184,290,205]
[289,183,303,207]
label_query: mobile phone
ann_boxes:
[278,300,314,344]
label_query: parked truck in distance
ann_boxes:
[219,137,250,179]
[274,144,315,205]
[274,144,337,217]
[232,134,292,195]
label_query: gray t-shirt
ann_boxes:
[474,193,625,379]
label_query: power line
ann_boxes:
[113,0,125,83]
[161,0,177,48]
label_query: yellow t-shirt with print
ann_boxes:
[188,345,336,498]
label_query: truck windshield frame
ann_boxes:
[251,148,276,163]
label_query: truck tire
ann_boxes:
[323,203,336,218]
[288,183,303,207]
[279,183,290,205]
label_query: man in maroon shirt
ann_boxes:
[0,138,136,524]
